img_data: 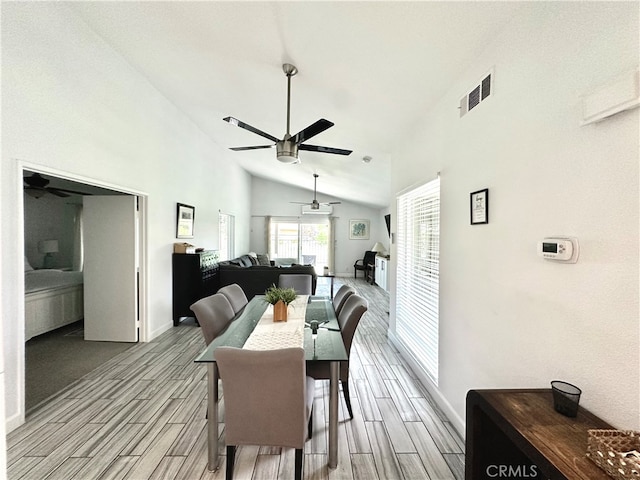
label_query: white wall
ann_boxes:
[1,3,251,431]
[390,2,639,431]
[24,194,80,270]
[250,176,388,275]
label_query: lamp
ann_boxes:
[371,242,386,255]
[38,239,58,269]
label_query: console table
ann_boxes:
[465,389,612,480]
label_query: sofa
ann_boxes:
[218,254,317,298]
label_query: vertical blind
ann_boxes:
[396,177,440,384]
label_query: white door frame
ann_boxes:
[16,161,149,414]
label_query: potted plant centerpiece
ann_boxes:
[264,284,297,322]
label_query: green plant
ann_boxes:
[264,284,297,305]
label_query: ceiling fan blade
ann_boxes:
[47,189,71,198]
[223,116,279,143]
[320,202,342,205]
[230,145,275,151]
[289,201,310,205]
[292,119,334,144]
[299,144,352,156]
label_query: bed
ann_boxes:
[25,258,84,340]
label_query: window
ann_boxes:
[395,177,440,384]
[219,212,235,261]
[268,217,332,271]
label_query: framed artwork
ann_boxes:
[176,203,195,238]
[470,188,489,225]
[349,219,370,240]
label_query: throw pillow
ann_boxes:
[256,253,271,266]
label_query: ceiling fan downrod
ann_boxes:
[277,63,300,163]
[283,63,298,137]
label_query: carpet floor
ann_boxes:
[25,321,135,412]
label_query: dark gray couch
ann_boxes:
[218,254,317,298]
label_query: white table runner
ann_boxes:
[242,295,308,350]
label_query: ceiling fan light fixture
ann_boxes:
[276,140,299,164]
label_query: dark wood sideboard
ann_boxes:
[465,389,613,480]
[172,251,219,326]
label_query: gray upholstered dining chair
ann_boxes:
[332,285,356,317]
[190,293,235,345]
[215,347,314,480]
[306,294,368,419]
[217,283,248,315]
[278,274,312,295]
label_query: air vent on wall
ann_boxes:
[460,70,493,118]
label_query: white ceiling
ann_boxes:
[69,1,524,209]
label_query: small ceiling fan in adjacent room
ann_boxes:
[290,174,341,210]
[23,173,87,198]
[223,63,352,164]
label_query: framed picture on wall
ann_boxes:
[349,219,370,240]
[470,188,489,225]
[176,203,195,238]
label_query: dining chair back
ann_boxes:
[217,283,248,315]
[306,294,368,419]
[216,347,314,480]
[332,285,356,316]
[278,274,312,295]
[190,293,235,345]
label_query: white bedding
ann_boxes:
[25,269,84,294]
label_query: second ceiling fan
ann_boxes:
[290,174,341,210]
[223,63,352,164]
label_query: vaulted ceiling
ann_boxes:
[70,1,524,208]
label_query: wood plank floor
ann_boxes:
[7,277,465,480]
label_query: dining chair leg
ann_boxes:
[226,445,236,480]
[342,380,354,419]
[294,448,303,480]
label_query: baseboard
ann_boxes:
[388,330,465,438]
[6,411,25,434]
[148,320,174,341]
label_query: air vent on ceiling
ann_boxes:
[302,204,333,215]
[460,70,493,118]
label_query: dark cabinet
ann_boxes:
[172,251,219,325]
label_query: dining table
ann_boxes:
[194,294,348,471]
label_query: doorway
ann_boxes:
[21,166,147,412]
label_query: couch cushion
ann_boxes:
[256,253,271,266]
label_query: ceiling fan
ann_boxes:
[290,174,341,210]
[23,173,87,198]
[223,63,352,164]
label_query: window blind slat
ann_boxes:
[395,177,440,384]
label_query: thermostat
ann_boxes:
[537,237,579,263]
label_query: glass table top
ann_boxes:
[194,295,348,363]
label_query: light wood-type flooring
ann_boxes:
[7,277,465,480]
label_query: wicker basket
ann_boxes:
[587,429,640,479]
